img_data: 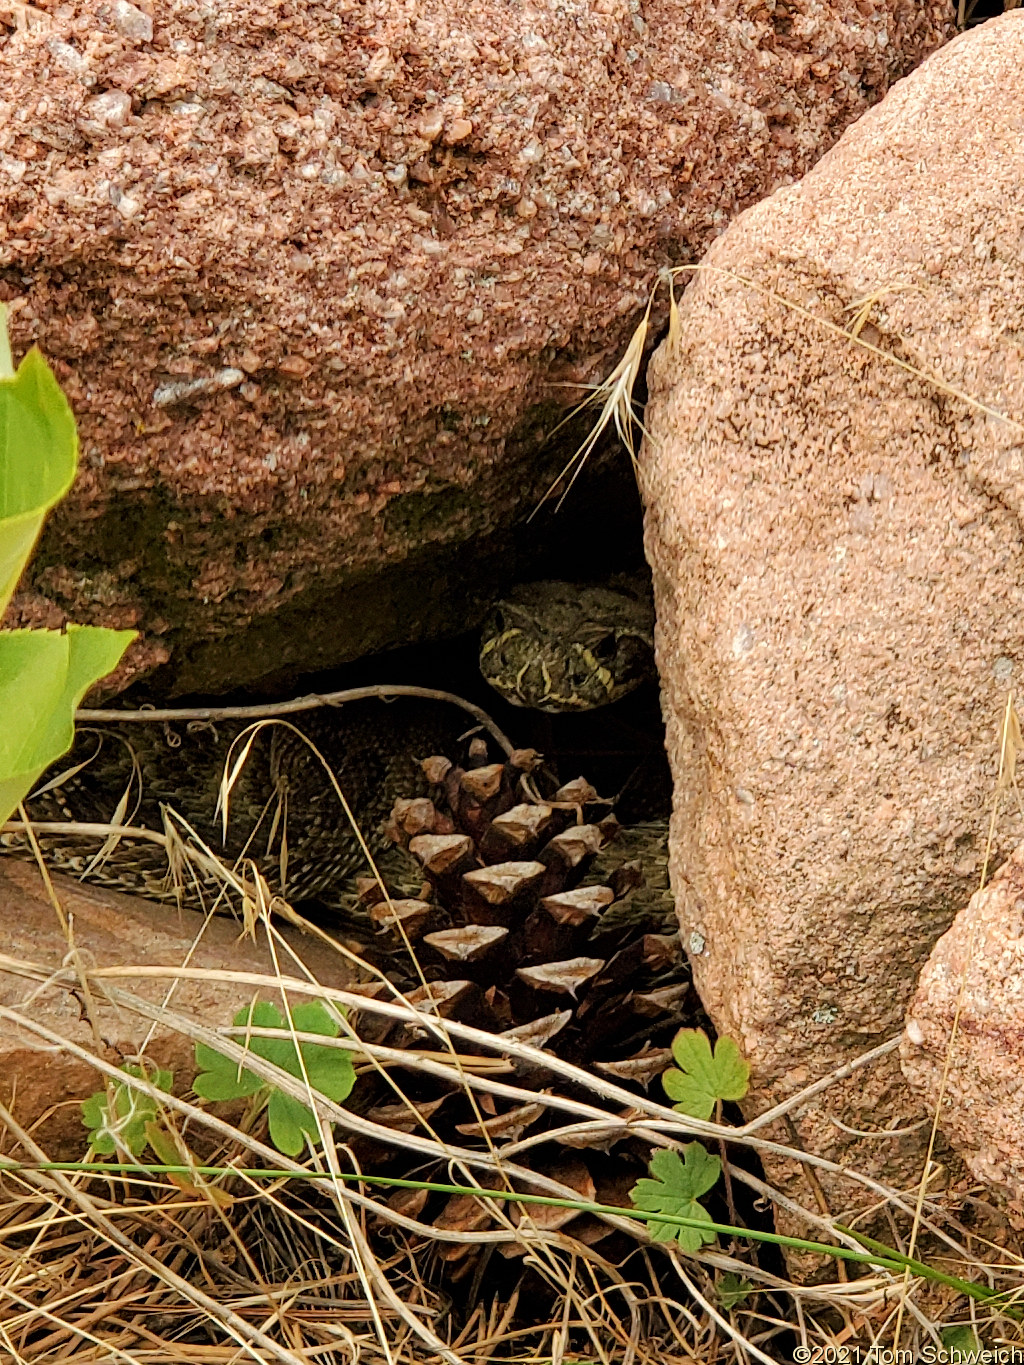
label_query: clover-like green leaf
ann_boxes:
[194,1001,282,1101]
[717,1271,753,1310]
[630,1143,722,1252]
[81,1063,174,1157]
[193,998,356,1156]
[661,1028,750,1121]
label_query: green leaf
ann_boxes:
[193,998,356,1156]
[661,1028,750,1120]
[0,317,78,615]
[941,1326,981,1356]
[194,1001,281,1101]
[0,308,134,827]
[267,1090,322,1158]
[0,625,136,826]
[81,1063,174,1157]
[717,1272,753,1310]
[629,1143,722,1252]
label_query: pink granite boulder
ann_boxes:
[0,860,355,1157]
[903,840,1024,1225]
[640,12,1024,1224]
[0,0,949,693]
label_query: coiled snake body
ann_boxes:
[3,580,662,910]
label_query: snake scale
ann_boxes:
[2,579,666,914]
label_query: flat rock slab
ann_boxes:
[0,0,948,694]
[641,13,1024,1226]
[0,860,354,1157]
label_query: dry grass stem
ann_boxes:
[530,296,655,519]
[548,261,1023,524]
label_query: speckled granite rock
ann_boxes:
[0,0,949,694]
[903,842,1024,1225]
[640,12,1024,1234]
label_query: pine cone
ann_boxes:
[350,743,693,1285]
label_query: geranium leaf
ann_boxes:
[81,1063,173,1157]
[629,1143,722,1252]
[717,1272,753,1309]
[267,1090,317,1157]
[662,1028,750,1119]
[941,1327,980,1355]
[193,1002,278,1101]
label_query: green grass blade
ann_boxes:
[7,1159,1013,1314]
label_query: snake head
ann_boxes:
[479,580,657,713]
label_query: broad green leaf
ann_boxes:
[630,1143,722,1252]
[0,307,134,828]
[267,1090,322,1158]
[0,625,136,826]
[0,311,78,614]
[81,1063,174,1157]
[193,998,356,1156]
[662,1028,750,1120]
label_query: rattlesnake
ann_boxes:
[480,578,655,712]
[2,580,664,913]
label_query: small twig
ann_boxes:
[737,1037,903,1136]
[77,684,517,757]
[669,1258,776,1365]
[715,1097,739,1238]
